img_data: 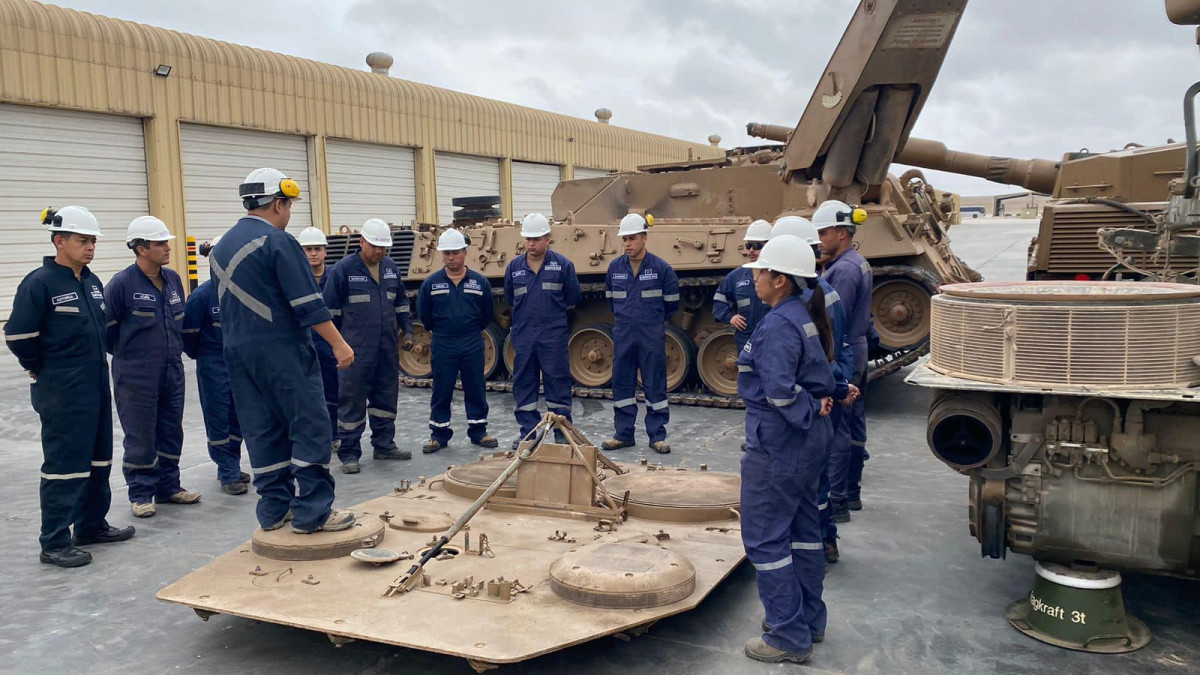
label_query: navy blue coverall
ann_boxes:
[417,269,494,445]
[712,266,766,351]
[807,279,853,547]
[182,279,243,486]
[311,268,339,445]
[738,294,836,655]
[822,248,874,508]
[323,253,413,461]
[605,252,679,444]
[504,250,582,438]
[105,263,187,504]
[5,258,116,551]
[211,216,335,532]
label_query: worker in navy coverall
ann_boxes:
[416,228,497,453]
[713,219,771,352]
[211,168,356,534]
[5,206,134,568]
[737,234,836,665]
[105,216,199,517]
[183,237,250,495]
[504,213,582,448]
[297,226,341,453]
[815,200,874,523]
[323,218,414,472]
[602,214,679,455]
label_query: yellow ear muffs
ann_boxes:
[279,178,301,199]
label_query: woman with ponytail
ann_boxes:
[736,234,835,664]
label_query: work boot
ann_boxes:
[221,481,248,495]
[237,471,251,484]
[601,438,635,451]
[423,439,444,454]
[293,509,356,534]
[40,545,92,568]
[341,461,360,474]
[744,637,811,664]
[262,510,293,531]
[760,620,821,643]
[131,502,155,518]
[740,441,747,452]
[553,430,568,445]
[650,441,671,454]
[825,541,840,564]
[848,499,863,511]
[374,448,412,460]
[511,438,522,450]
[831,500,851,524]
[74,525,135,546]
[472,435,499,449]
[161,490,202,505]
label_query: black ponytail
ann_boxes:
[804,276,834,363]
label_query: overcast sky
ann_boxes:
[55,0,1200,196]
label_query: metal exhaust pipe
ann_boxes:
[927,392,1004,471]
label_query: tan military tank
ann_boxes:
[357,0,979,407]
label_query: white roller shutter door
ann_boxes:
[0,103,149,320]
[435,152,500,224]
[574,166,612,180]
[180,124,311,282]
[511,161,561,221]
[326,139,416,231]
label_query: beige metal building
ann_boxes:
[0,0,720,318]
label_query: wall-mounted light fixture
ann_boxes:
[154,64,172,77]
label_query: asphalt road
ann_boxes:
[2,217,1195,674]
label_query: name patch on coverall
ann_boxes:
[51,292,79,305]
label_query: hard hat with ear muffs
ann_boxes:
[812,200,868,232]
[239,168,302,210]
[43,205,102,237]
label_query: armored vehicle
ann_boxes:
[340,0,980,406]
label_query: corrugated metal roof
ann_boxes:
[0,0,720,169]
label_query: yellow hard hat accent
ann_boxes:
[646,214,655,227]
[280,178,301,199]
[41,207,52,224]
[851,207,867,225]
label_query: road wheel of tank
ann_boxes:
[659,324,696,393]
[502,331,516,377]
[482,323,505,380]
[695,328,740,396]
[398,321,433,378]
[568,324,615,387]
[871,277,932,350]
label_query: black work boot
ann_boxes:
[825,541,840,564]
[831,500,851,524]
[221,481,249,495]
[373,448,412,460]
[40,545,93,568]
[73,525,135,546]
[847,498,863,511]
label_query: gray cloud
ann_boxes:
[54,0,1200,196]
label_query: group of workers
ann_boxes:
[4,168,873,666]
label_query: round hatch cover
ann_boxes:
[252,517,385,561]
[602,470,740,522]
[350,547,405,565]
[384,511,456,532]
[444,457,518,500]
[549,541,696,609]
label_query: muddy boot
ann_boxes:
[262,510,293,531]
[131,502,155,518]
[40,545,92,568]
[162,489,202,505]
[744,637,811,664]
[422,439,445,454]
[471,435,499,449]
[601,438,635,451]
[650,441,671,454]
[221,481,248,495]
[340,461,360,474]
[293,509,355,534]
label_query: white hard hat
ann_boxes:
[770,216,819,245]
[43,205,102,238]
[618,213,648,236]
[126,215,176,244]
[296,226,328,247]
[520,213,551,238]
[744,219,773,242]
[743,234,817,278]
[360,218,393,247]
[813,200,867,231]
[437,228,468,251]
[240,168,302,209]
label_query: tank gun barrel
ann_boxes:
[896,137,1060,195]
[745,122,792,144]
